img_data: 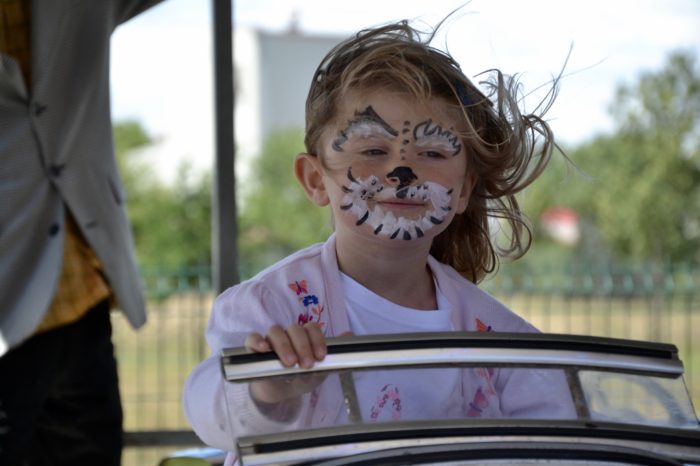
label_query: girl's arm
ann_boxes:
[183,284,322,450]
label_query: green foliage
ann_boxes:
[521,50,700,264]
[113,121,212,270]
[238,128,332,275]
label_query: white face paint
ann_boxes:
[413,120,463,156]
[333,121,397,151]
[332,106,399,152]
[340,168,453,241]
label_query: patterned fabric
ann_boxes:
[467,318,497,417]
[34,214,112,335]
[0,0,31,83]
[0,0,112,335]
[287,280,325,328]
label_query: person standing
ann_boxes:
[0,1,164,464]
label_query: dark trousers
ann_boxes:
[0,300,123,466]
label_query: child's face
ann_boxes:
[315,90,474,243]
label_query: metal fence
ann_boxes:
[114,262,700,465]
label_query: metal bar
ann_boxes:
[222,347,685,382]
[123,429,204,447]
[241,439,700,466]
[222,332,680,362]
[566,369,591,419]
[339,371,362,424]
[211,0,238,293]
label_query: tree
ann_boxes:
[113,121,212,270]
[114,120,156,194]
[521,50,700,264]
[238,128,332,276]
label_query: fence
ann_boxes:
[114,262,700,465]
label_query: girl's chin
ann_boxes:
[350,222,441,243]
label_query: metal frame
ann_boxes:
[221,332,684,382]
[211,0,239,293]
[222,332,687,428]
[236,420,700,466]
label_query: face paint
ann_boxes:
[340,167,453,241]
[400,121,411,156]
[332,106,399,152]
[413,119,462,156]
[386,166,418,198]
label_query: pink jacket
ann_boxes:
[183,235,575,458]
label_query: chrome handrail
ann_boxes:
[221,332,684,382]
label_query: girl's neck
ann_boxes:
[334,231,437,310]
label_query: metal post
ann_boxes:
[211,0,239,293]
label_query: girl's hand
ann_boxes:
[245,323,327,368]
[245,323,328,404]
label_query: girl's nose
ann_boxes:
[386,166,417,198]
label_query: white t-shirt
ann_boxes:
[339,272,464,423]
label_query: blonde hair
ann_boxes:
[304,19,560,283]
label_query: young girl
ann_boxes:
[184,18,575,463]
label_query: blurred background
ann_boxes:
[108,0,699,463]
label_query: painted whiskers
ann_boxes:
[340,168,452,240]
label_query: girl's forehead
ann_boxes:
[334,90,458,127]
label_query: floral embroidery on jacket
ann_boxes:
[467,386,489,416]
[476,317,492,332]
[468,317,496,417]
[288,279,325,330]
[370,384,402,421]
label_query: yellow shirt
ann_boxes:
[0,0,31,83]
[1,0,112,334]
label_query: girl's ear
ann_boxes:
[294,153,330,206]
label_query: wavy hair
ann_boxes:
[304,18,562,283]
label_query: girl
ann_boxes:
[183,18,575,463]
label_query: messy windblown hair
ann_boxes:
[304,18,563,283]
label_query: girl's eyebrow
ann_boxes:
[332,106,399,151]
[413,119,462,156]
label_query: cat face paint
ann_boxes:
[332,107,462,159]
[340,167,453,241]
[332,106,399,152]
[320,91,471,242]
[414,119,462,156]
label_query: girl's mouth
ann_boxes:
[377,199,426,209]
[340,168,453,240]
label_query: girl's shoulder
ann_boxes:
[430,258,537,333]
[212,238,338,325]
[218,240,328,299]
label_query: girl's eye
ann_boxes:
[361,148,387,156]
[420,150,447,159]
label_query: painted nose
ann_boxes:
[386,166,417,198]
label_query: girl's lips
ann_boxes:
[377,200,425,209]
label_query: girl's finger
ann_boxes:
[304,322,327,361]
[286,324,315,369]
[267,325,298,367]
[245,332,271,353]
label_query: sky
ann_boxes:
[110,0,700,184]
